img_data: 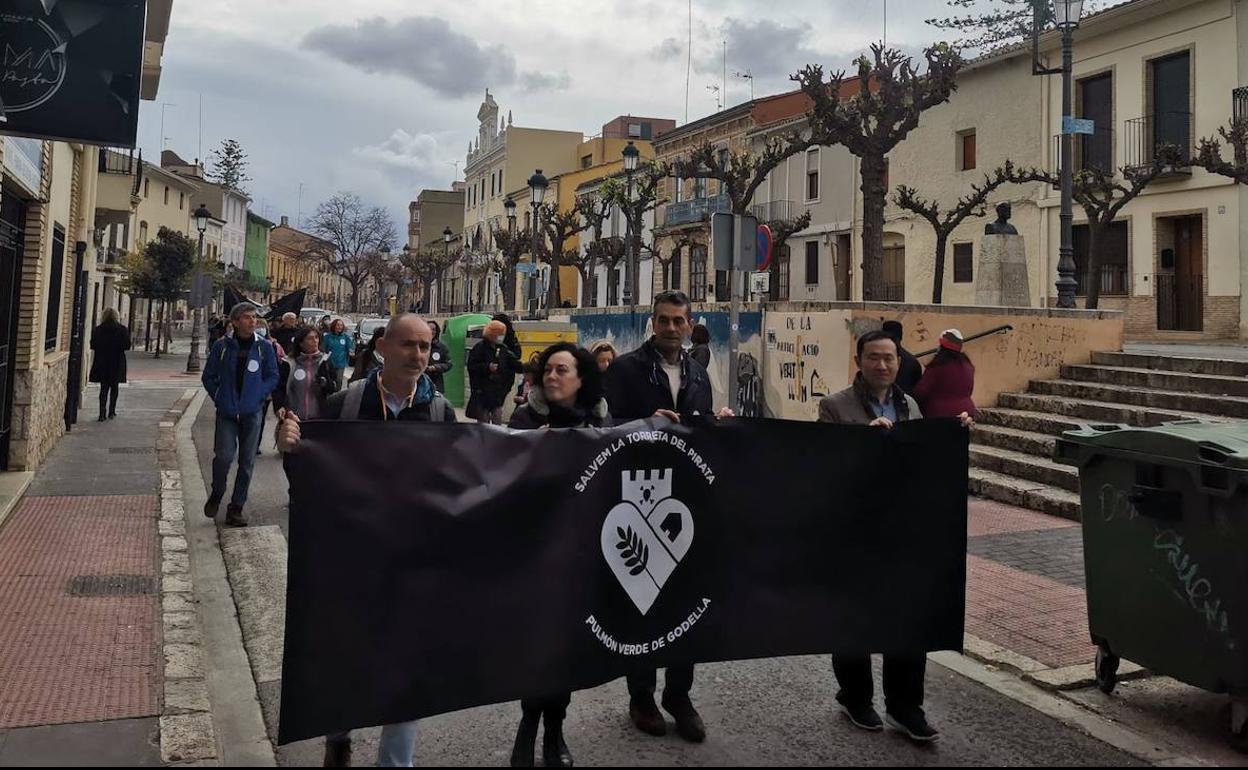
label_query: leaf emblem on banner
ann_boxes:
[616,526,649,576]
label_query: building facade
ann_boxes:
[0,0,174,472]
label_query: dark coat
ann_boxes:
[426,338,453,394]
[88,321,130,384]
[690,343,711,370]
[274,352,339,419]
[605,337,713,421]
[508,386,611,430]
[467,339,524,411]
[913,356,977,419]
[896,346,923,395]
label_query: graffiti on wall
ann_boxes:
[764,311,853,421]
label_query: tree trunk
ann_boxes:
[349,282,360,313]
[859,154,888,301]
[144,299,153,352]
[931,232,948,304]
[1085,220,1105,310]
[584,255,597,307]
[546,252,561,311]
[153,301,164,358]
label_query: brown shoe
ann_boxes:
[225,504,248,527]
[629,695,667,737]
[323,737,351,767]
[663,695,706,743]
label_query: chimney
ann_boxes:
[280,215,289,227]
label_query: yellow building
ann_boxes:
[268,216,342,312]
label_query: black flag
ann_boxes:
[264,288,307,322]
[278,418,968,744]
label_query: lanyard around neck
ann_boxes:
[376,374,416,420]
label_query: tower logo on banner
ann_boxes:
[601,469,694,615]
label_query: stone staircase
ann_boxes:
[969,350,1248,520]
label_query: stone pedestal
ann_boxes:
[976,233,1030,307]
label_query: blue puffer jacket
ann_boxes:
[202,334,279,417]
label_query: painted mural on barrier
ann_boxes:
[555,309,763,414]
[763,310,853,422]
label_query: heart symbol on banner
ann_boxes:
[600,487,694,615]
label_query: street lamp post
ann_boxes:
[1034,0,1085,308]
[528,170,548,318]
[443,226,453,313]
[621,141,640,310]
[186,204,212,373]
[504,196,517,310]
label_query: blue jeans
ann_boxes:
[210,410,263,507]
[326,721,418,767]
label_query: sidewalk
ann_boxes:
[964,497,1246,765]
[0,351,197,765]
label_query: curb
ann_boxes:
[176,390,276,767]
[155,389,220,765]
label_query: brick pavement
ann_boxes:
[965,497,1095,670]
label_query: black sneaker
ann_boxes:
[886,709,939,743]
[838,701,883,732]
[203,496,221,519]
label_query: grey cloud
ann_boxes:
[304,16,577,97]
[519,70,572,92]
[652,37,683,61]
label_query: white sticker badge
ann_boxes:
[293,368,307,381]
[247,359,260,373]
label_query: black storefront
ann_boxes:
[0,191,27,470]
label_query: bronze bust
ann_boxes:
[984,202,1019,235]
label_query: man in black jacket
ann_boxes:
[882,320,923,395]
[426,320,453,395]
[604,290,722,745]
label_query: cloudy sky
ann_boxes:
[135,0,1069,234]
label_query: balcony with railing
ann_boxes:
[96,147,142,213]
[662,194,730,228]
[749,200,796,224]
[871,283,905,302]
[1125,112,1193,175]
[1051,127,1115,179]
[1075,264,1129,296]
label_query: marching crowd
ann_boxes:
[188,290,977,767]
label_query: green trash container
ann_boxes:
[1055,421,1248,746]
[439,313,492,408]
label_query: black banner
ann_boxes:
[0,0,145,147]
[279,418,968,744]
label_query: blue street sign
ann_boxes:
[516,262,538,275]
[1063,116,1095,135]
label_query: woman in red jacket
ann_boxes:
[913,329,978,420]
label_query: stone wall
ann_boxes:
[8,353,68,471]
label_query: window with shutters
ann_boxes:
[690,245,708,301]
[959,130,976,171]
[805,148,820,202]
[805,240,819,284]
[953,242,973,283]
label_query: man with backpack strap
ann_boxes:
[275,312,454,767]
